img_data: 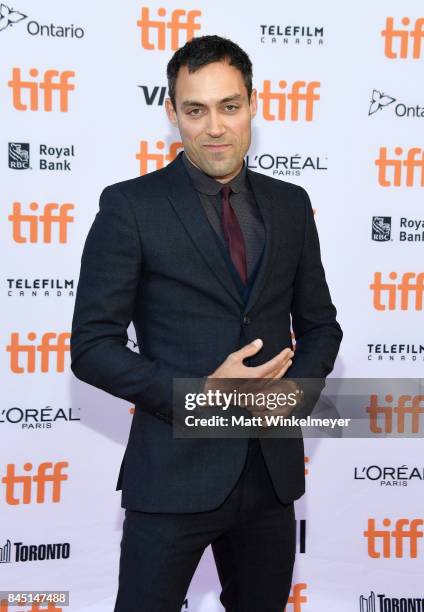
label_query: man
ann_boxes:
[71,35,342,612]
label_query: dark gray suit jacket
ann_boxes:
[70,151,342,512]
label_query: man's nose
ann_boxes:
[206,111,225,138]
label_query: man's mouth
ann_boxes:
[202,144,232,152]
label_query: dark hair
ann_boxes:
[167,35,253,108]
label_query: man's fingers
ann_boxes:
[268,358,293,380]
[251,347,293,378]
[231,338,263,363]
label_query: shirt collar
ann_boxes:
[182,150,248,195]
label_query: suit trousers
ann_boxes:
[113,438,296,612]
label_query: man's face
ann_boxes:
[165,60,257,183]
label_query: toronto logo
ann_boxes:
[0,4,26,32]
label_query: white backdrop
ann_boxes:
[2,1,423,610]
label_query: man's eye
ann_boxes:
[187,108,202,116]
[225,105,239,112]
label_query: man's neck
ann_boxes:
[184,151,243,184]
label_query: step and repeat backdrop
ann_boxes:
[1,1,423,610]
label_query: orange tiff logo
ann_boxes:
[375,146,424,187]
[136,140,183,175]
[370,272,424,310]
[381,17,424,59]
[366,394,424,434]
[1,461,68,505]
[364,518,424,558]
[8,68,75,112]
[137,7,201,50]
[6,332,71,373]
[285,583,307,611]
[258,80,320,122]
[8,202,74,243]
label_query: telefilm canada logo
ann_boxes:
[6,278,75,298]
[259,23,324,46]
[0,4,84,38]
[8,142,76,170]
[245,152,328,177]
[369,89,424,118]
[367,343,424,362]
[0,538,70,563]
[372,216,424,243]
[359,590,424,611]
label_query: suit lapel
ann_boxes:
[163,153,244,307]
[243,169,277,314]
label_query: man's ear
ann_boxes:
[165,98,178,126]
[249,88,258,119]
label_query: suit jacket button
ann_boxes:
[243,315,250,325]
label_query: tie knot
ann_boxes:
[220,185,232,200]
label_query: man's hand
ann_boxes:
[247,378,303,425]
[203,340,302,427]
[203,338,294,405]
[206,338,293,382]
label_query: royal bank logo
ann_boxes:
[0,4,26,32]
[8,142,75,171]
[371,216,424,243]
[369,89,424,118]
[8,142,30,169]
[372,216,391,241]
[369,90,396,115]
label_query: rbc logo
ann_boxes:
[371,216,391,241]
[8,142,30,169]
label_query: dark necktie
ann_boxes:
[220,185,247,285]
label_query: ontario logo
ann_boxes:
[368,90,396,115]
[369,89,424,118]
[0,4,26,32]
[0,4,84,38]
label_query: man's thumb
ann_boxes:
[237,338,263,362]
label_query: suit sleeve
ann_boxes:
[287,187,343,415]
[70,185,193,424]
